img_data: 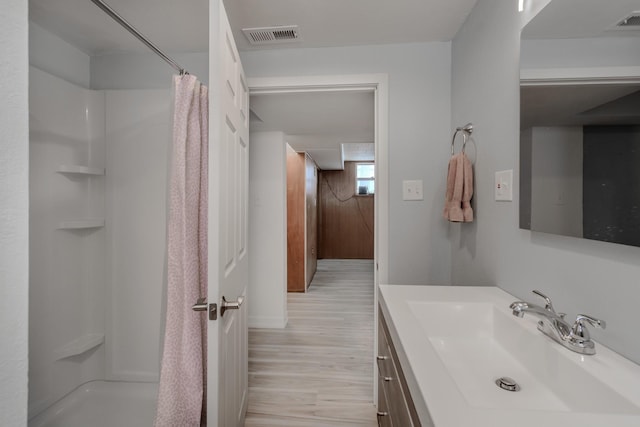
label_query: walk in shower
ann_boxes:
[27,1,208,425]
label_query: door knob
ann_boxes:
[221,295,244,317]
[192,297,217,320]
[192,297,207,311]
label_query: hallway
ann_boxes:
[244,259,377,426]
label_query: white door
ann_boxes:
[207,0,250,425]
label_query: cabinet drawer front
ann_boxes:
[377,348,393,379]
[378,306,422,427]
[377,375,393,427]
[377,313,393,378]
[385,358,414,427]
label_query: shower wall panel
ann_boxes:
[104,89,171,381]
[29,67,172,418]
[29,67,106,417]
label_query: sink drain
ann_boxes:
[495,377,520,392]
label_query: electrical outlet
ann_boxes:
[495,170,513,202]
[403,180,423,201]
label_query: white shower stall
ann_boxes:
[28,64,171,426]
[26,14,205,424]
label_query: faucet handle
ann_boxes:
[532,290,556,313]
[571,314,606,340]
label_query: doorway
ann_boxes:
[246,74,389,412]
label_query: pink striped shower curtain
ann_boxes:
[155,74,209,427]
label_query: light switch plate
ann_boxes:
[495,170,513,202]
[403,180,423,201]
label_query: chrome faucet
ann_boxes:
[509,290,606,355]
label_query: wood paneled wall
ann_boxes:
[319,162,374,259]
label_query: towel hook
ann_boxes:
[450,123,474,156]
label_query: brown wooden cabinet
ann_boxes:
[377,306,422,427]
[286,146,318,292]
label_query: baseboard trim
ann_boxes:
[249,315,288,329]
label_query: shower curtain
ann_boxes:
[155,74,209,427]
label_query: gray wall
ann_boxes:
[241,42,453,285]
[451,0,640,364]
[31,21,207,92]
[0,1,29,425]
[91,52,208,90]
[30,22,91,88]
[248,131,288,328]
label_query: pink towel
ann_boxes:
[443,152,473,222]
[461,153,474,222]
[155,75,209,427]
[443,153,464,221]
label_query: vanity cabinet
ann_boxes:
[377,307,421,427]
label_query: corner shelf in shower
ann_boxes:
[55,333,105,360]
[56,165,105,176]
[57,219,105,230]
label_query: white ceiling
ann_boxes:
[250,91,375,170]
[29,0,479,55]
[224,0,478,51]
[29,0,640,55]
[522,0,640,39]
[250,92,374,137]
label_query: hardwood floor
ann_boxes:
[244,259,377,427]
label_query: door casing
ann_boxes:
[248,74,389,403]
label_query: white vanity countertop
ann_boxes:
[378,284,640,427]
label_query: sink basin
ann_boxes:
[408,301,640,414]
[379,285,640,427]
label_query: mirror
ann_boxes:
[519,0,640,247]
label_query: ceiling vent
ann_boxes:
[615,12,640,28]
[242,25,300,45]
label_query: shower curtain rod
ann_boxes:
[90,0,188,75]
